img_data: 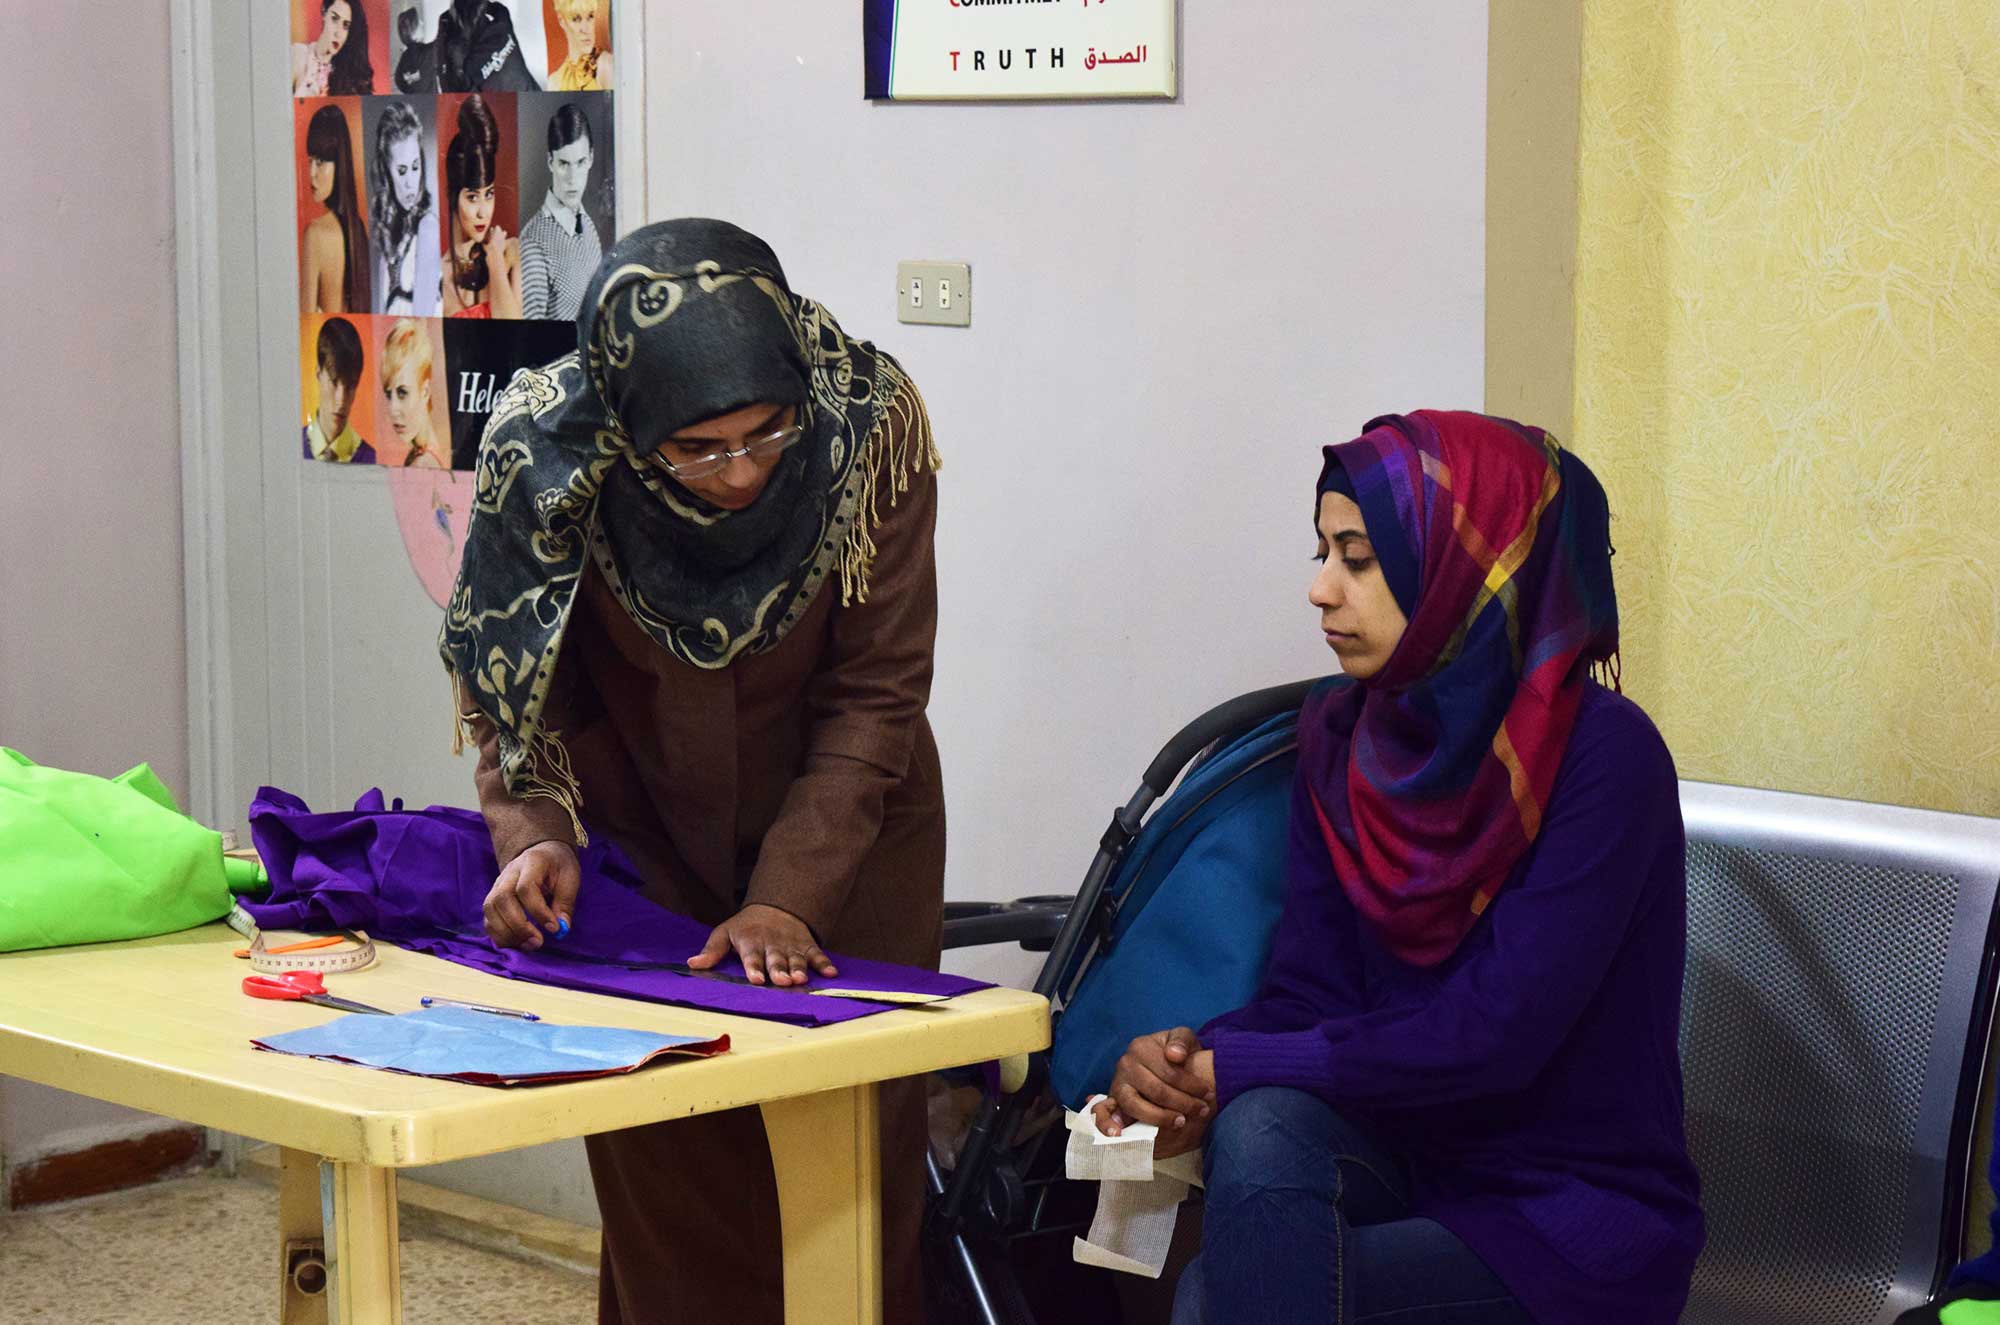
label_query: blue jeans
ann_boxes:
[1171,1087,1532,1325]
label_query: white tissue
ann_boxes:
[1064,1096,1202,1278]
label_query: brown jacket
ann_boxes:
[468,459,944,960]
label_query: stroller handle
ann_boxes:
[1140,679,1320,795]
[1036,677,1322,1004]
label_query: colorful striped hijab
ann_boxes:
[1298,410,1619,967]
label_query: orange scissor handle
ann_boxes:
[243,970,328,1001]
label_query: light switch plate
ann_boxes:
[896,261,971,327]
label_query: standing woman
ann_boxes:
[370,101,442,317]
[1100,412,1704,1324]
[300,105,370,315]
[441,94,522,319]
[441,219,945,1323]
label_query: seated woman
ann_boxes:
[1097,410,1704,1324]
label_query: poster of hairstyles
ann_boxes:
[292,0,615,478]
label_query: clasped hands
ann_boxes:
[1091,1026,1218,1161]
[479,840,839,987]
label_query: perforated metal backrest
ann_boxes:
[1678,781,2000,1325]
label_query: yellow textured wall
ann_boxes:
[1572,0,2000,814]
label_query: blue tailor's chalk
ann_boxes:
[556,917,570,940]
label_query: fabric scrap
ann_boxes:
[253,1004,728,1087]
[1063,1096,1202,1278]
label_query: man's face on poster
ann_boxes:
[316,361,355,439]
[550,136,593,214]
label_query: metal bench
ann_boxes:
[1678,780,2000,1324]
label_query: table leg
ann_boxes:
[322,1160,403,1325]
[277,1148,328,1325]
[762,1083,883,1325]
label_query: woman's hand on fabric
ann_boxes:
[687,903,838,988]
[1092,1027,1217,1154]
[482,840,581,950]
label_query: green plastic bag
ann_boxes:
[0,749,262,953]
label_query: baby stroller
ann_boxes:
[925,679,1318,1324]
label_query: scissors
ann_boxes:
[242,970,390,1015]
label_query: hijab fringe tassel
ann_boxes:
[1590,650,1624,695]
[839,368,941,607]
[450,696,591,848]
[516,725,590,848]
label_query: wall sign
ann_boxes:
[865,0,1176,101]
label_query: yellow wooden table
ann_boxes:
[0,924,1049,1324]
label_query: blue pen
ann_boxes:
[421,996,541,1021]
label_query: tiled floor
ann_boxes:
[0,1173,597,1323]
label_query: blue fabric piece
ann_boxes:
[252,1005,724,1087]
[1047,713,1297,1110]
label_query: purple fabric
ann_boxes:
[244,787,985,1027]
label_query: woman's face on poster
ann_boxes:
[456,184,496,244]
[389,133,425,213]
[549,137,593,213]
[308,154,336,205]
[316,0,353,60]
[383,361,431,443]
[562,3,598,58]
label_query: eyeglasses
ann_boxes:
[646,421,806,480]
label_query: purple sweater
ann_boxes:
[1203,683,1703,1324]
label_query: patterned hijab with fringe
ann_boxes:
[1300,410,1619,967]
[439,219,938,841]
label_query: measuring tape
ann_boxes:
[245,929,377,975]
[228,903,378,975]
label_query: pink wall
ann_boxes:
[0,4,188,801]
[0,0,190,1173]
